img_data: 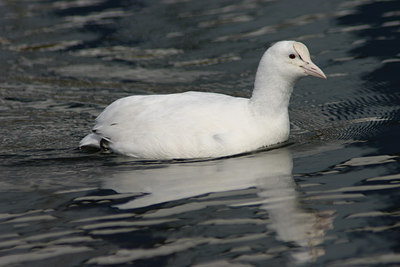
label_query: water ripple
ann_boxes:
[0,0,399,266]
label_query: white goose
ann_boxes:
[80,41,326,159]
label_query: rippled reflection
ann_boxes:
[99,148,331,264]
[1,0,400,266]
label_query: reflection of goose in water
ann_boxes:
[102,148,332,263]
[251,161,332,263]
[104,148,292,209]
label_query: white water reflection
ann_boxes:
[103,148,292,209]
[102,148,331,264]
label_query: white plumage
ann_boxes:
[80,41,326,159]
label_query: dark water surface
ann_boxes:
[1,0,400,266]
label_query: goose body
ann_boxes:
[80,41,326,159]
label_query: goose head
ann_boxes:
[263,41,326,82]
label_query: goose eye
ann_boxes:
[289,54,296,59]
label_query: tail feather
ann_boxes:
[79,133,102,149]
